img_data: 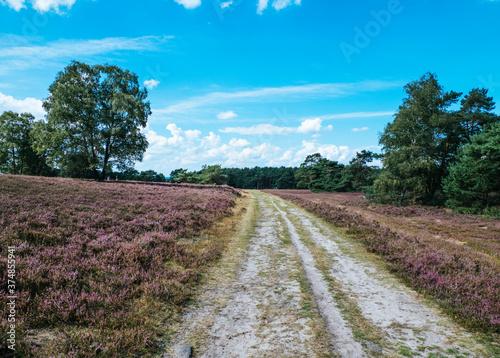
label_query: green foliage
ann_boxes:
[0,111,54,176]
[223,166,297,189]
[460,87,498,142]
[295,153,347,192]
[173,168,201,184]
[341,150,380,192]
[444,122,500,210]
[198,164,227,185]
[39,61,151,180]
[375,73,499,206]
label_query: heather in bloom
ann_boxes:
[0,175,239,357]
[264,190,500,333]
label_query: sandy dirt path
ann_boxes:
[165,192,488,358]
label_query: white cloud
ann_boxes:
[0,92,44,118]
[217,110,238,120]
[258,0,301,13]
[32,0,76,13]
[0,36,169,60]
[320,111,394,120]
[257,0,268,14]
[220,117,332,135]
[220,0,232,8]
[297,118,325,134]
[200,131,221,149]
[157,81,401,115]
[229,138,251,147]
[295,141,353,164]
[164,123,201,147]
[173,0,201,9]
[144,79,160,90]
[1,0,77,12]
[139,124,378,175]
[0,35,171,74]
[352,127,369,132]
[1,0,25,11]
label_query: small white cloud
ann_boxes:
[352,127,369,132]
[0,92,44,118]
[221,0,232,8]
[297,118,323,134]
[229,138,251,147]
[144,79,160,90]
[32,0,76,13]
[217,110,238,120]
[257,0,268,14]
[174,0,201,9]
[272,0,291,11]
[220,118,331,136]
[258,0,301,13]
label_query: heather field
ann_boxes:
[0,175,241,357]
[263,190,500,335]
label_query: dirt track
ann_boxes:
[165,192,487,357]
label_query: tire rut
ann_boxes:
[166,192,487,358]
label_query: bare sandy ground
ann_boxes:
[165,192,488,357]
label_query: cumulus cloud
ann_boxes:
[1,0,25,11]
[352,127,369,132]
[217,110,238,120]
[0,92,44,118]
[173,0,201,9]
[258,0,301,13]
[1,0,77,13]
[229,138,251,147]
[144,79,160,90]
[220,117,332,135]
[164,123,202,147]
[220,0,232,8]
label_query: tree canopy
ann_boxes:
[444,122,500,210]
[375,72,499,205]
[295,153,347,192]
[39,61,151,180]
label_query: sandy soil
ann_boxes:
[165,192,488,357]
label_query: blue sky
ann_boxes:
[1,0,499,175]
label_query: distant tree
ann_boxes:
[444,122,500,210]
[169,168,186,183]
[295,153,346,192]
[173,168,200,183]
[199,164,227,185]
[0,111,52,175]
[376,73,463,204]
[341,150,380,192]
[137,170,166,182]
[39,61,151,180]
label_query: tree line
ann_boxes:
[1,63,498,213]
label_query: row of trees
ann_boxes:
[169,153,380,191]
